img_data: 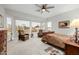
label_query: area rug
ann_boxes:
[45,47,64,55]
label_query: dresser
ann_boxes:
[0,30,7,55]
[64,39,79,55]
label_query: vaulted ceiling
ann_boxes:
[2,4,79,19]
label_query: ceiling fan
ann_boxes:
[35,4,55,13]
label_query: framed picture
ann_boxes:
[58,20,70,28]
[0,14,4,28]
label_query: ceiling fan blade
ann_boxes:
[44,4,48,7]
[35,4,41,8]
[47,6,54,9]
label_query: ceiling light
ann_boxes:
[42,9,45,12]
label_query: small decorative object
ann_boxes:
[0,14,4,28]
[59,20,70,28]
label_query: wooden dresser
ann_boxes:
[0,30,7,55]
[64,40,79,55]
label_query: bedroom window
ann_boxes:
[32,22,40,27]
[6,17,12,41]
[47,21,52,31]
[47,21,52,27]
[16,20,30,27]
[32,22,40,32]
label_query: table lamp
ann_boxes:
[70,19,79,43]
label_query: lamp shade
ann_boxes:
[70,19,79,28]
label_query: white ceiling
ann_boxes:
[2,4,79,18]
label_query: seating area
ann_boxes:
[18,30,29,41]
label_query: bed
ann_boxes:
[42,33,71,49]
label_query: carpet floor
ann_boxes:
[7,37,64,55]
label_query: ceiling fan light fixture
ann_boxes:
[42,9,45,12]
[35,4,54,13]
